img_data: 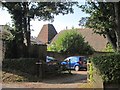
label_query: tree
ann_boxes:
[114,2,120,52]
[1,25,16,58]
[48,29,94,55]
[79,1,120,52]
[1,1,78,57]
[2,25,14,41]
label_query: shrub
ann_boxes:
[91,53,120,84]
[87,61,94,81]
[2,58,60,77]
[48,29,94,55]
[2,58,39,75]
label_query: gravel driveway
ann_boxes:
[2,71,89,88]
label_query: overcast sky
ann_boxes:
[0,2,89,37]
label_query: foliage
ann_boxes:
[2,58,38,75]
[2,25,18,58]
[48,29,94,55]
[79,2,115,34]
[79,2,120,52]
[2,25,14,41]
[87,61,94,82]
[1,25,24,58]
[2,2,78,42]
[3,58,61,78]
[103,43,114,52]
[1,2,78,58]
[91,53,120,84]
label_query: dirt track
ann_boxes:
[2,71,90,88]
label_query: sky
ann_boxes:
[0,2,89,37]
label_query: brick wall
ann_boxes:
[47,51,90,61]
[47,51,113,61]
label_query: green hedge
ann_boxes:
[2,58,60,77]
[2,58,39,75]
[91,53,120,84]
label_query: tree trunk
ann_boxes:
[15,8,24,58]
[27,16,31,47]
[106,29,117,51]
[22,2,31,47]
[114,2,120,52]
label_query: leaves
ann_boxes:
[1,2,78,58]
[79,2,118,50]
[91,53,120,83]
[2,25,14,41]
[48,29,94,55]
[103,43,115,52]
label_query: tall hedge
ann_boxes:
[2,58,60,77]
[91,53,120,84]
[2,58,39,75]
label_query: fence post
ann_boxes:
[30,44,46,80]
[36,60,42,80]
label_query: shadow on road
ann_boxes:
[2,68,87,84]
[42,71,87,84]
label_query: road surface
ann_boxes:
[2,71,91,88]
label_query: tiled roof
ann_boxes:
[36,24,57,44]
[52,28,108,51]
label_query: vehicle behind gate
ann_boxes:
[61,56,87,71]
[44,56,59,74]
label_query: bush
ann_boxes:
[2,58,61,77]
[48,29,94,55]
[87,61,94,81]
[91,53,120,84]
[2,58,39,75]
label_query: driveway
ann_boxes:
[2,71,90,88]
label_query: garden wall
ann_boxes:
[47,51,68,61]
[47,51,112,61]
[47,51,90,61]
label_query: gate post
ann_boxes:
[37,44,47,79]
